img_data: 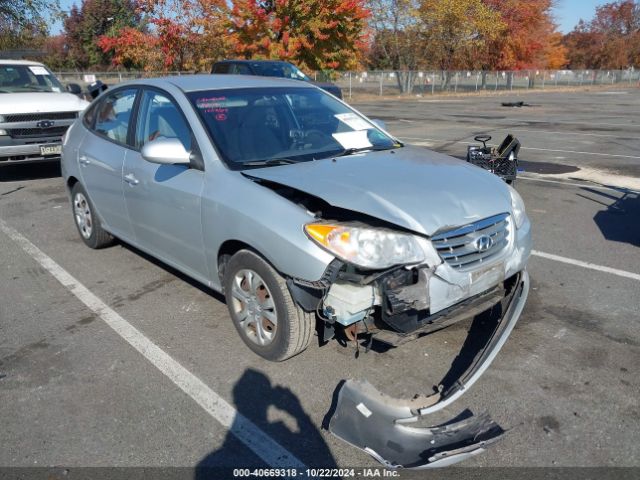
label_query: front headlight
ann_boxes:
[509,186,526,229]
[305,223,425,269]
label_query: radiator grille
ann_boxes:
[431,213,510,269]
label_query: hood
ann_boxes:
[0,92,89,114]
[247,146,512,236]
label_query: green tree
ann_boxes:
[0,0,58,51]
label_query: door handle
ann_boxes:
[124,173,139,186]
[79,155,91,165]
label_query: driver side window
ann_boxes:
[135,90,192,151]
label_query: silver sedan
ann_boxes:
[61,75,531,366]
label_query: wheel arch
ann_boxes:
[66,175,79,192]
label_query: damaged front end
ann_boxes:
[245,175,532,468]
[328,271,528,469]
[287,236,530,467]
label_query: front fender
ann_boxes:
[202,170,335,291]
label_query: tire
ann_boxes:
[223,249,313,362]
[70,183,113,249]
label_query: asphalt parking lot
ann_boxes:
[1,89,639,476]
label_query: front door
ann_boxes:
[122,88,208,281]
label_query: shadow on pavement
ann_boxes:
[195,368,337,477]
[0,161,61,182]
[580,186,640,247]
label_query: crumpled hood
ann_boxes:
[247,146,513,236]
[0,92,89,114]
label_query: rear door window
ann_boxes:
[212,63,230,74]
[93,89,137,146]
[230,64,251,75]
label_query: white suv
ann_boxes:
[0,60,89,166]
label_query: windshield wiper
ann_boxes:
[242,158,299,167]
[17,86,49,92]
[338,145,396,157]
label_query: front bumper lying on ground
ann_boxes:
[328,270,529,468]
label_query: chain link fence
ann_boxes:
[54,69,640,98]
[328,69,640,98]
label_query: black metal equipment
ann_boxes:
[87,80,108,99]
[466,134,521,184]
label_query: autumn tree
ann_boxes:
[418,0,505,87]
[99,0,229,71]
[97,27,161,70]
[482,0,566,71]
[63,0,141,68]
[564,0,640,70]
[366,0,425,92]
[228,0,370,72]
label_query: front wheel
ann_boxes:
[223,250,313,361]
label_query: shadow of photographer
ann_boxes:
[195,368,336,478]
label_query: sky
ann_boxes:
[51,0,612,36]
[553,0,611,33]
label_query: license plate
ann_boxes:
[40,144,62,156]
[470,261,505,286]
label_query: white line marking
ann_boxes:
[0,219,305,469]
[531,250,640,282]
[400,136,640,160]
[511,128,623,139]
[519,175,639,193]
[522,146,640,160]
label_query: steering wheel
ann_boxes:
[303,129,331,149]
[474,134,492,149]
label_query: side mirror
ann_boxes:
[371,119,386,131]
[66,83,82,95]
[141,137,191,165]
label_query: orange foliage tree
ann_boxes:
[482,0,567,70]
[99,0,229,71]
[98,0,369,72]
[563,0,640,69]
[228,0,370,71]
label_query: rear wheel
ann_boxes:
[223,250,313,361]
[71,183,113,249]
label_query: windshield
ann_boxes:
[188,87,399,169]
[0,64,65,93]
[251,63,311,81]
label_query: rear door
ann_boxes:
[78,87,138,240]
[122,88,208,281]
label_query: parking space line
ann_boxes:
[532,250,640,281]
[0,218,305,469]
[399,136,640,160]
[519,176,639,193]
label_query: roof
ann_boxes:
[129,74,315,93]
[0,59,44,66]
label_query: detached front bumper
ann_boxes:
[328,270,529,468]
